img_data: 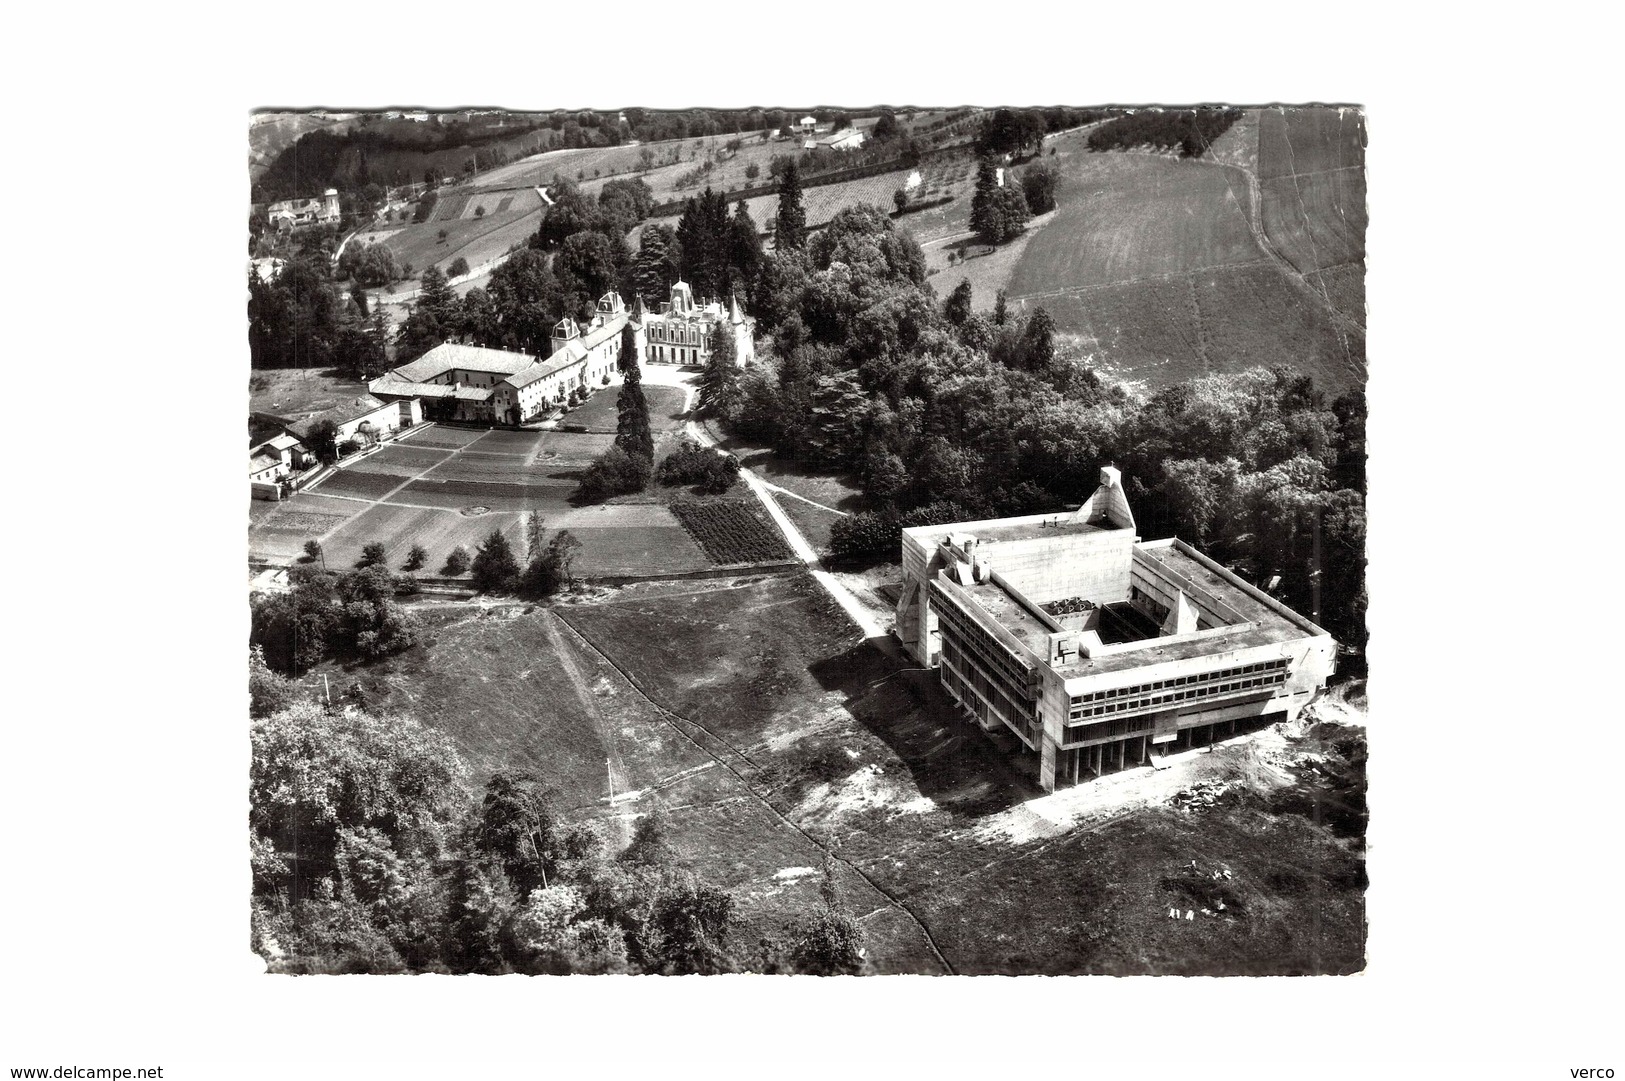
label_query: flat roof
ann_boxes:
[906,511,1125,546]
[963,577,1057,654]
[1055,540,1327,679]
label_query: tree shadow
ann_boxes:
[806,637,1040,817]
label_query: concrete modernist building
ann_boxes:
[641,282,755,368]
[895,467,1335,792]
[370,293,639,424]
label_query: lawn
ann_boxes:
[771,492,845,557]
[698,424,869,514]
[561,383,688,433]
[318,503,526,574]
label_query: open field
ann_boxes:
[1005,151,1259,294]
[1000,111,1365,394]
[922,209,1057,308]
[249,368,370,420]
[1256,106,1367,330]
[375,187,546,282]
[305,571,1364,972]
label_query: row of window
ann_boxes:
[1071,658,1289,706]
[1064,716,1150,744]
[930,583,1033,689]
[1068,670,1287,720]
[939,639,1036,733]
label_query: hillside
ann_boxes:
[997,108,1366,393]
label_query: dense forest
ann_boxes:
[249,655,866,975]
[1086,107,1244,157]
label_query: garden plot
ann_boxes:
[670,501,794,565]
[431,453,564,484]
[346,445,452,475]
[467,428,551,455]
[398,426,491,450]
[312,468,414,500]
[547,503,712,577]
[398,478,574,514]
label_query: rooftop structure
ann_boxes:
[895,467,1335,791]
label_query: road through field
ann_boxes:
[639,363,889,640]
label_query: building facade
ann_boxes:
[369,293,645,425]
[895,467,1335,791]
[641,282,755,368]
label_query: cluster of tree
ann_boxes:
[248,259,386,379]
[1020,162,1059,214]
[250,564,422,676]
[971,156,1032,243]
[337,241,401,287]
[462,525,581,598]
[577,327,656,503]
[250,697,867,974]
[656,438,741,494]
[674,188,761,301]
[253,119,551,204]
[390,176,673,365]
[698,201,1364,651]
[1086,108,1244,158]
[976,107,1121,159]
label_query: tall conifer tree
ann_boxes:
[776,160,807,251]
[615,324,654,464]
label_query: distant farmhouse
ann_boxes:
[819,128,864,152]
[895,467,1335,791]
[368,284,754,425]
[266,189,340,230]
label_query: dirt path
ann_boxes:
[540,611,634,847]
[643,363,889,641]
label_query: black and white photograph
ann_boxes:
[244,102,1369,977]
[3,10,1619,1078]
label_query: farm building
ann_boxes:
[369,293,642,425]
[641,282,755,368]
[266,190,340,230]
[894,467,1335,792]
[286,393,421,448]
[819,129,864,151]
[249,432,308,482]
